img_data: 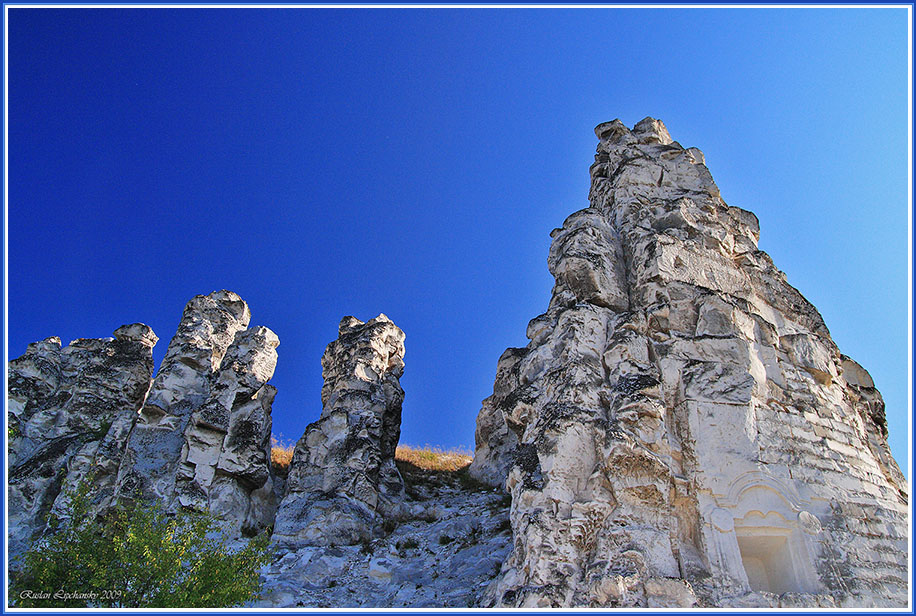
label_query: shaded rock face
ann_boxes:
[8,325,158,559]
[256,466,512,608]
[114,290,279,536]
[273,315,406,546]
[468,348,524,486]
[472,118,908,608]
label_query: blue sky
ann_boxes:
[6,7,910,471]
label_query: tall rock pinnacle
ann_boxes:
[273,314,406,546]
[115,290,280,536]
[472,118,907,608]
[8,291,281,557]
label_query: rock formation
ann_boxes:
[257,462,512,608]
[8,324,158,558]
[273,314,407,546]
[8,289,280,558]
[255,313,514,608]
[471,118,908,608]
[7,120,908,609]
[114,290,279,536]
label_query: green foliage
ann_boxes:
[8,420,20,441]
[10,481,273,608]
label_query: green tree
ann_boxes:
[10,481,273,608]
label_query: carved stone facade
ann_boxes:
[472,118,908,608]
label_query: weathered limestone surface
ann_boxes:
[273,315,406,546]
[468,348,523,486]
[255,313,517,607]
[257,465,512,608]
[175,325,280,535]
[8,291,280,550]
[472,118,908,608]
[114,290,279,536]
[8,324,157,558]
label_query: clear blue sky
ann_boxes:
[6,7,910,472]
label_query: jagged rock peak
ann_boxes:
[595,116,673,146]
[114,290,279,536]
[472,119,907,609]
[157,289,252,378]
[273,314,406,547]
[113,322,159,347]
[338,312,395,334]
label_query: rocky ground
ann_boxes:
[254,459,512,608]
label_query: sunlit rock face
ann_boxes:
[8,324,158,559]
[273,314,406,546]
[114,290,280,536]
[9,291,280,553]
[472,118,908,608]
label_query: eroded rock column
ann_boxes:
[273,314,406,546]
[114,290,279,535]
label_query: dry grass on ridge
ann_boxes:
[395,444,473,472]
[270,437,473,475]
[270,435,295,477]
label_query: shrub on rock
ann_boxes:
[10,481,273,608]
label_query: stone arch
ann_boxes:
[720,471,804,512]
